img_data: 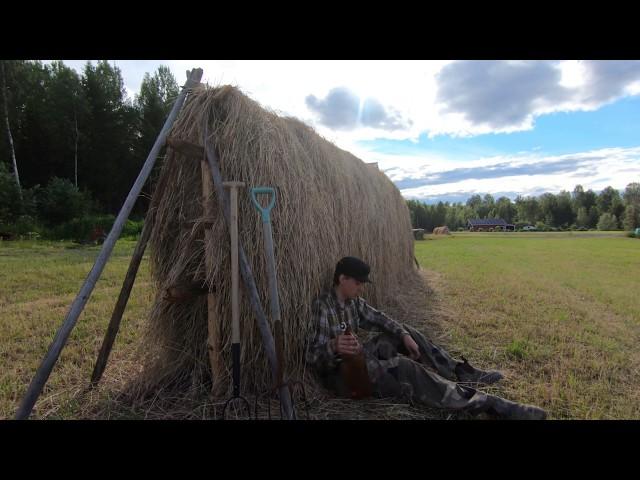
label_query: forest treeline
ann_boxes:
[1,60,639,240]
[406,184,640,232]
[1,60,178,238]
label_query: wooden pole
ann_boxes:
[223,182,244,346]
[89,218,152,387]
[224,181,245,397]
[14,68,203,420]
[202,131,295,420]
[201,159,225,392]
[91,133,176,388]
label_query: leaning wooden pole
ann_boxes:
[89,218,152,387]
[14,68,203,420]
[201,158,225,393]
[203,128,295,420]
[91,132,176,388]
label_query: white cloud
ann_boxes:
[43,59,640,204]
[432,60,640,137]
[49,60,640,144]
[388,146,640,201]
[155,60,454,143]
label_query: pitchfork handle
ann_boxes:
[232,343,241,397]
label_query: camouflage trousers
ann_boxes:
[362,324,495,415]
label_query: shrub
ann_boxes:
[20,186,39,218]
[0,163,41,235]
[0,214,43,239]
[12,215,40,235]
[44,215,144,241]
[37,177,92,226]
[47,214,115,241]
[535,221,548,231]
[122,219,144,238]
[0,162,23,225]
[597,213,618,231]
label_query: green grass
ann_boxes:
[415,231,640,419]
[0,239,152,419]
[2,232,639,419]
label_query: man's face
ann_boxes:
[338,275,364,300]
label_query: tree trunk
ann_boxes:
[74,107,78,188]
[0,60,21,196]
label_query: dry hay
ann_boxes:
[84,271,490,420]
[121,84,418,409]
[433,226,450,235]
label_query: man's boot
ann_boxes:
[454,356,504,385]
[485,395,547,420]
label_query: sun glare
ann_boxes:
[558,60,587,89]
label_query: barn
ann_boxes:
[467,218,515,231]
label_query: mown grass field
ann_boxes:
[415,231,640,419]
[0,240,151,419]
[1,232,639,419]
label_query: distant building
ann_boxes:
[467,218,515,231]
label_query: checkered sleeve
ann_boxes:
[356,297,409,338]
[305,297,339,374]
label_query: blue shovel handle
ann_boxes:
[250,187,276,223]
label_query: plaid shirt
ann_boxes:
[306,288,410,384]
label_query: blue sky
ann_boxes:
[361,95,640,160]
[55,60,640,204]
[358,93,640,203]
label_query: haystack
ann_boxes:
[433,226,450,235]
[126,84,418,402]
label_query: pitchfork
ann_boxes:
[221,181,252,420]
[250,187,310,420]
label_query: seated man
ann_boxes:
[305,256,546,420]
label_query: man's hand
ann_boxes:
[332,333,362,356]
[402,334,420,360]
